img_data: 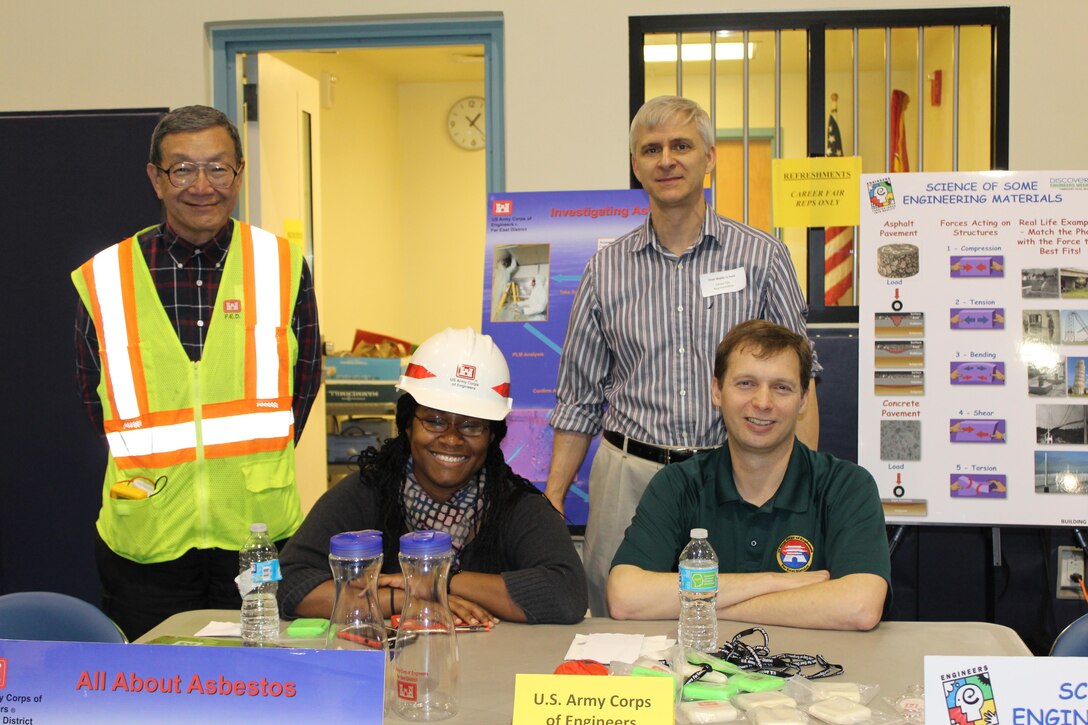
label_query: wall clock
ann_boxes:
[447,96,485,150]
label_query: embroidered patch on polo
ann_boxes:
[776,535,814,572]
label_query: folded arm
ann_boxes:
[716,572,886,630]
[608,565,885,631]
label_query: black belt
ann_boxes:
[602,430,709,465]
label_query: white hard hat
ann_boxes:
[397,328,513,421]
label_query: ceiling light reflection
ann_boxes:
[1020,341,1061,369]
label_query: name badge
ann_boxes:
[701,267,747,297]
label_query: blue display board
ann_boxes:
[482,190,652,526]
[0,639,384,723]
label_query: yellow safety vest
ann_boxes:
[72,221,305,563]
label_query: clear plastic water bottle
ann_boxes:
[678,527,719,652]
[327,530,386,651]
[238,522,281,646]
[391,531,458,721]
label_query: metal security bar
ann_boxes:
[630,8,1009,323]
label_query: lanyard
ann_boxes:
[704,626,845,680]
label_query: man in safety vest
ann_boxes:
[73,105,322,640]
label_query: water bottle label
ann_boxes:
[679,565,718,592]
[252,559,282,583]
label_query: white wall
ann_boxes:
[254,51,485,502]
[263,52,486,351]
[6,1,1086,189]
[253,53,328,512]
[398,80,488,344]
[5,0,1087,503]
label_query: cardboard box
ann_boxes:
[325,380,401,405]
[325,356,404,381]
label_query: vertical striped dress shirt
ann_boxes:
[551,210,812,449]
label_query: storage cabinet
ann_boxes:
[325,379,400,486]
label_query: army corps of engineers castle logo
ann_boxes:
[943,667,999,725]
[868,178,895,213]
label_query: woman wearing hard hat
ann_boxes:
[278,328,588,625]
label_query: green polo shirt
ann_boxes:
[612,440,891,588]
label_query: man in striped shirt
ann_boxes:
[547,96,819,616]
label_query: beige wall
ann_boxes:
[259,51,484,504]
[252,53,330,511]
[260,52,485,351]
[8,1,1084,289]
[397,80,488,344]
[6,0,1087,504]
[7,1,1086,185]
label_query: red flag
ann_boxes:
[890,90,910,172]
[824,225,854,305]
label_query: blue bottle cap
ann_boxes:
[329,530,383,559]
[399,530,452,556]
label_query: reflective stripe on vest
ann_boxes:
[86,224,294,469]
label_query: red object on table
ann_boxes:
[553,659,609,676]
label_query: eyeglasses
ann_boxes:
[414,413,489,438]
[155,161,241,190]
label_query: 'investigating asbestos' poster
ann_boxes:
[481,190,654,527]
[858,171,1088,527]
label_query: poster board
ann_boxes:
[0,108,165,598]
[481,190,653,527]
[858,170,1088,526]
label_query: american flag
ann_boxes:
[824,111,854,305]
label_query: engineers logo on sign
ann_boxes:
[492,199,513,216]
[943,668,999,725]
[868,178,895,213]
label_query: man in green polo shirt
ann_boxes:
[608,320,889,631]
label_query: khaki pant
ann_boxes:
[583,438,664,617]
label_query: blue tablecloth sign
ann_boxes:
[0,639,384,723]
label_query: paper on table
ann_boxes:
[564,633,674,664]
[639,635,677,660]
[194,621,242,637]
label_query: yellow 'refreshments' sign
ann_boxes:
[512,674,674,724]
[283,218,305,247]
[772,156,862,227]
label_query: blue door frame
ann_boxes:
[209,15,505,192]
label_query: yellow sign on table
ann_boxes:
[513,674,674,724]
[771,156,862,227]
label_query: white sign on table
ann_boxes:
[925,656,1088,725]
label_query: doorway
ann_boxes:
[249,45,489,350]
[210,18,504,511]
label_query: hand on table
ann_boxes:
[379,572,499,626]
[377,573,405,591]
[449,594,499,627]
